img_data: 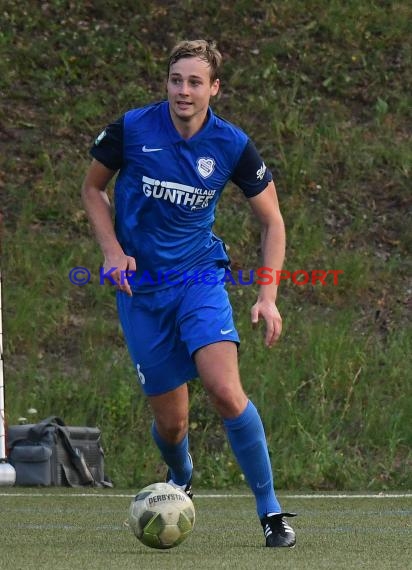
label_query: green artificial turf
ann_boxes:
[0,489,410,570]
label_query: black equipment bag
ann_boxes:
[7,416,112,487]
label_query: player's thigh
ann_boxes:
[116,290,197,396]
[194,341,247,418]
[178,276,247,417]
[178,273,240,357]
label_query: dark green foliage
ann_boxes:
[1,0,411,490]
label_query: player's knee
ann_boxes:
[156,416,188,444]
[208,385,247,418]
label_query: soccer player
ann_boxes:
[82,39,296,548]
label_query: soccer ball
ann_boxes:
[128,482,195,549]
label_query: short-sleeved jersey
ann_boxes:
[90,101,272,291]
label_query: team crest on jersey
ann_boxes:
[197,157,215,178]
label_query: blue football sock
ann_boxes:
[151,422,192,486]
[223,400,281,518]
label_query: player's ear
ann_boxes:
[210,78,220,97]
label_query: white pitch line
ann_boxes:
[0,492,411,499]
[284,493,412,499]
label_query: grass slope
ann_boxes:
[1,1,411,489]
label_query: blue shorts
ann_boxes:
[116,272,240,396]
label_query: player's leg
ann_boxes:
[179,276,281,515]
[194,341,296,547]
[148,384,189,444]
[178,275,296,546]
[194,341,281,513]
[148,384,193,492]
[116,289,195,493]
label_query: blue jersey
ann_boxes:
[90,101,272,291]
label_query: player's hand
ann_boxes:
[250,298,282,347]
[102,254,137,296]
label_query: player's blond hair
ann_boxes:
[168,40,222,82]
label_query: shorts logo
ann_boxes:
[136,363,146,385]
[197,157,215,178]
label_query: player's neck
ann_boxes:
[170,109,208,140]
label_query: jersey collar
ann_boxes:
[162,101,215,144]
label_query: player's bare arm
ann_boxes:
[81,159,136,296]
[248,180,286,347]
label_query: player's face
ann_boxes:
[167,57,220,131]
